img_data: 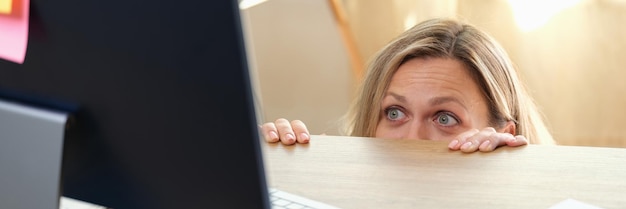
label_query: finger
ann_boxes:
[290,120,310,143]
[449,129,479,150]
[261,122,280,143]
[479,132,515,152]
[274,118,296,145]
[460,128,496,153]
[505,135,529,147]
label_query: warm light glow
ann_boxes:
[508,0,582,32]
[239,0,268,10]
[404,13,418,31]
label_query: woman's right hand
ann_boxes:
[261,118,310,145]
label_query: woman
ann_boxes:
[261,18,556,152]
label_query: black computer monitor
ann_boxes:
[0,0,269,208]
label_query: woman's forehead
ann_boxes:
[386,57,484,105]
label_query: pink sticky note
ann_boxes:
[0,0,29,64]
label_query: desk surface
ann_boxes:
[263,135,626,209]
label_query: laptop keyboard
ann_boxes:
[59,197,107,209]
[269,188,340,209]
[60,189,337,209]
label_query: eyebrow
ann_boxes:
[385,92,468,110]
[386,92,407,103]
[429,96,468,111]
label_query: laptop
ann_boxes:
[0,0,337,208]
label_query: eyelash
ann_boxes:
[382,106,461,126]
[433,111,461,127]
[383,106,407,121]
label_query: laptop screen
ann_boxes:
[0,0,269,208]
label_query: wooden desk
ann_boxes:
[263,135,626,209]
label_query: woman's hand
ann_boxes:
[261,118,310,145]
[261,119,527,151]
[447,127,528,153]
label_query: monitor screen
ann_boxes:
[0,0,269,208]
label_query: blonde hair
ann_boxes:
[343,18,555,144]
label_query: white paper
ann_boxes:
[548,198,604,209]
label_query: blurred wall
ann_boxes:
[496,0,626,147]
[241,0,354,135]
[343,0,458,64]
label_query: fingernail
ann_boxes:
[460,141,472,150]
[285,133,295,143]
[479,140,491,150]
[300,133,310,143]
[448,140,459,149]
[269,131,279,140]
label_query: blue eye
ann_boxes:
[435,112,459,126]
[386,107,405,121]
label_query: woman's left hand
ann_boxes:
[447,127,528,153]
